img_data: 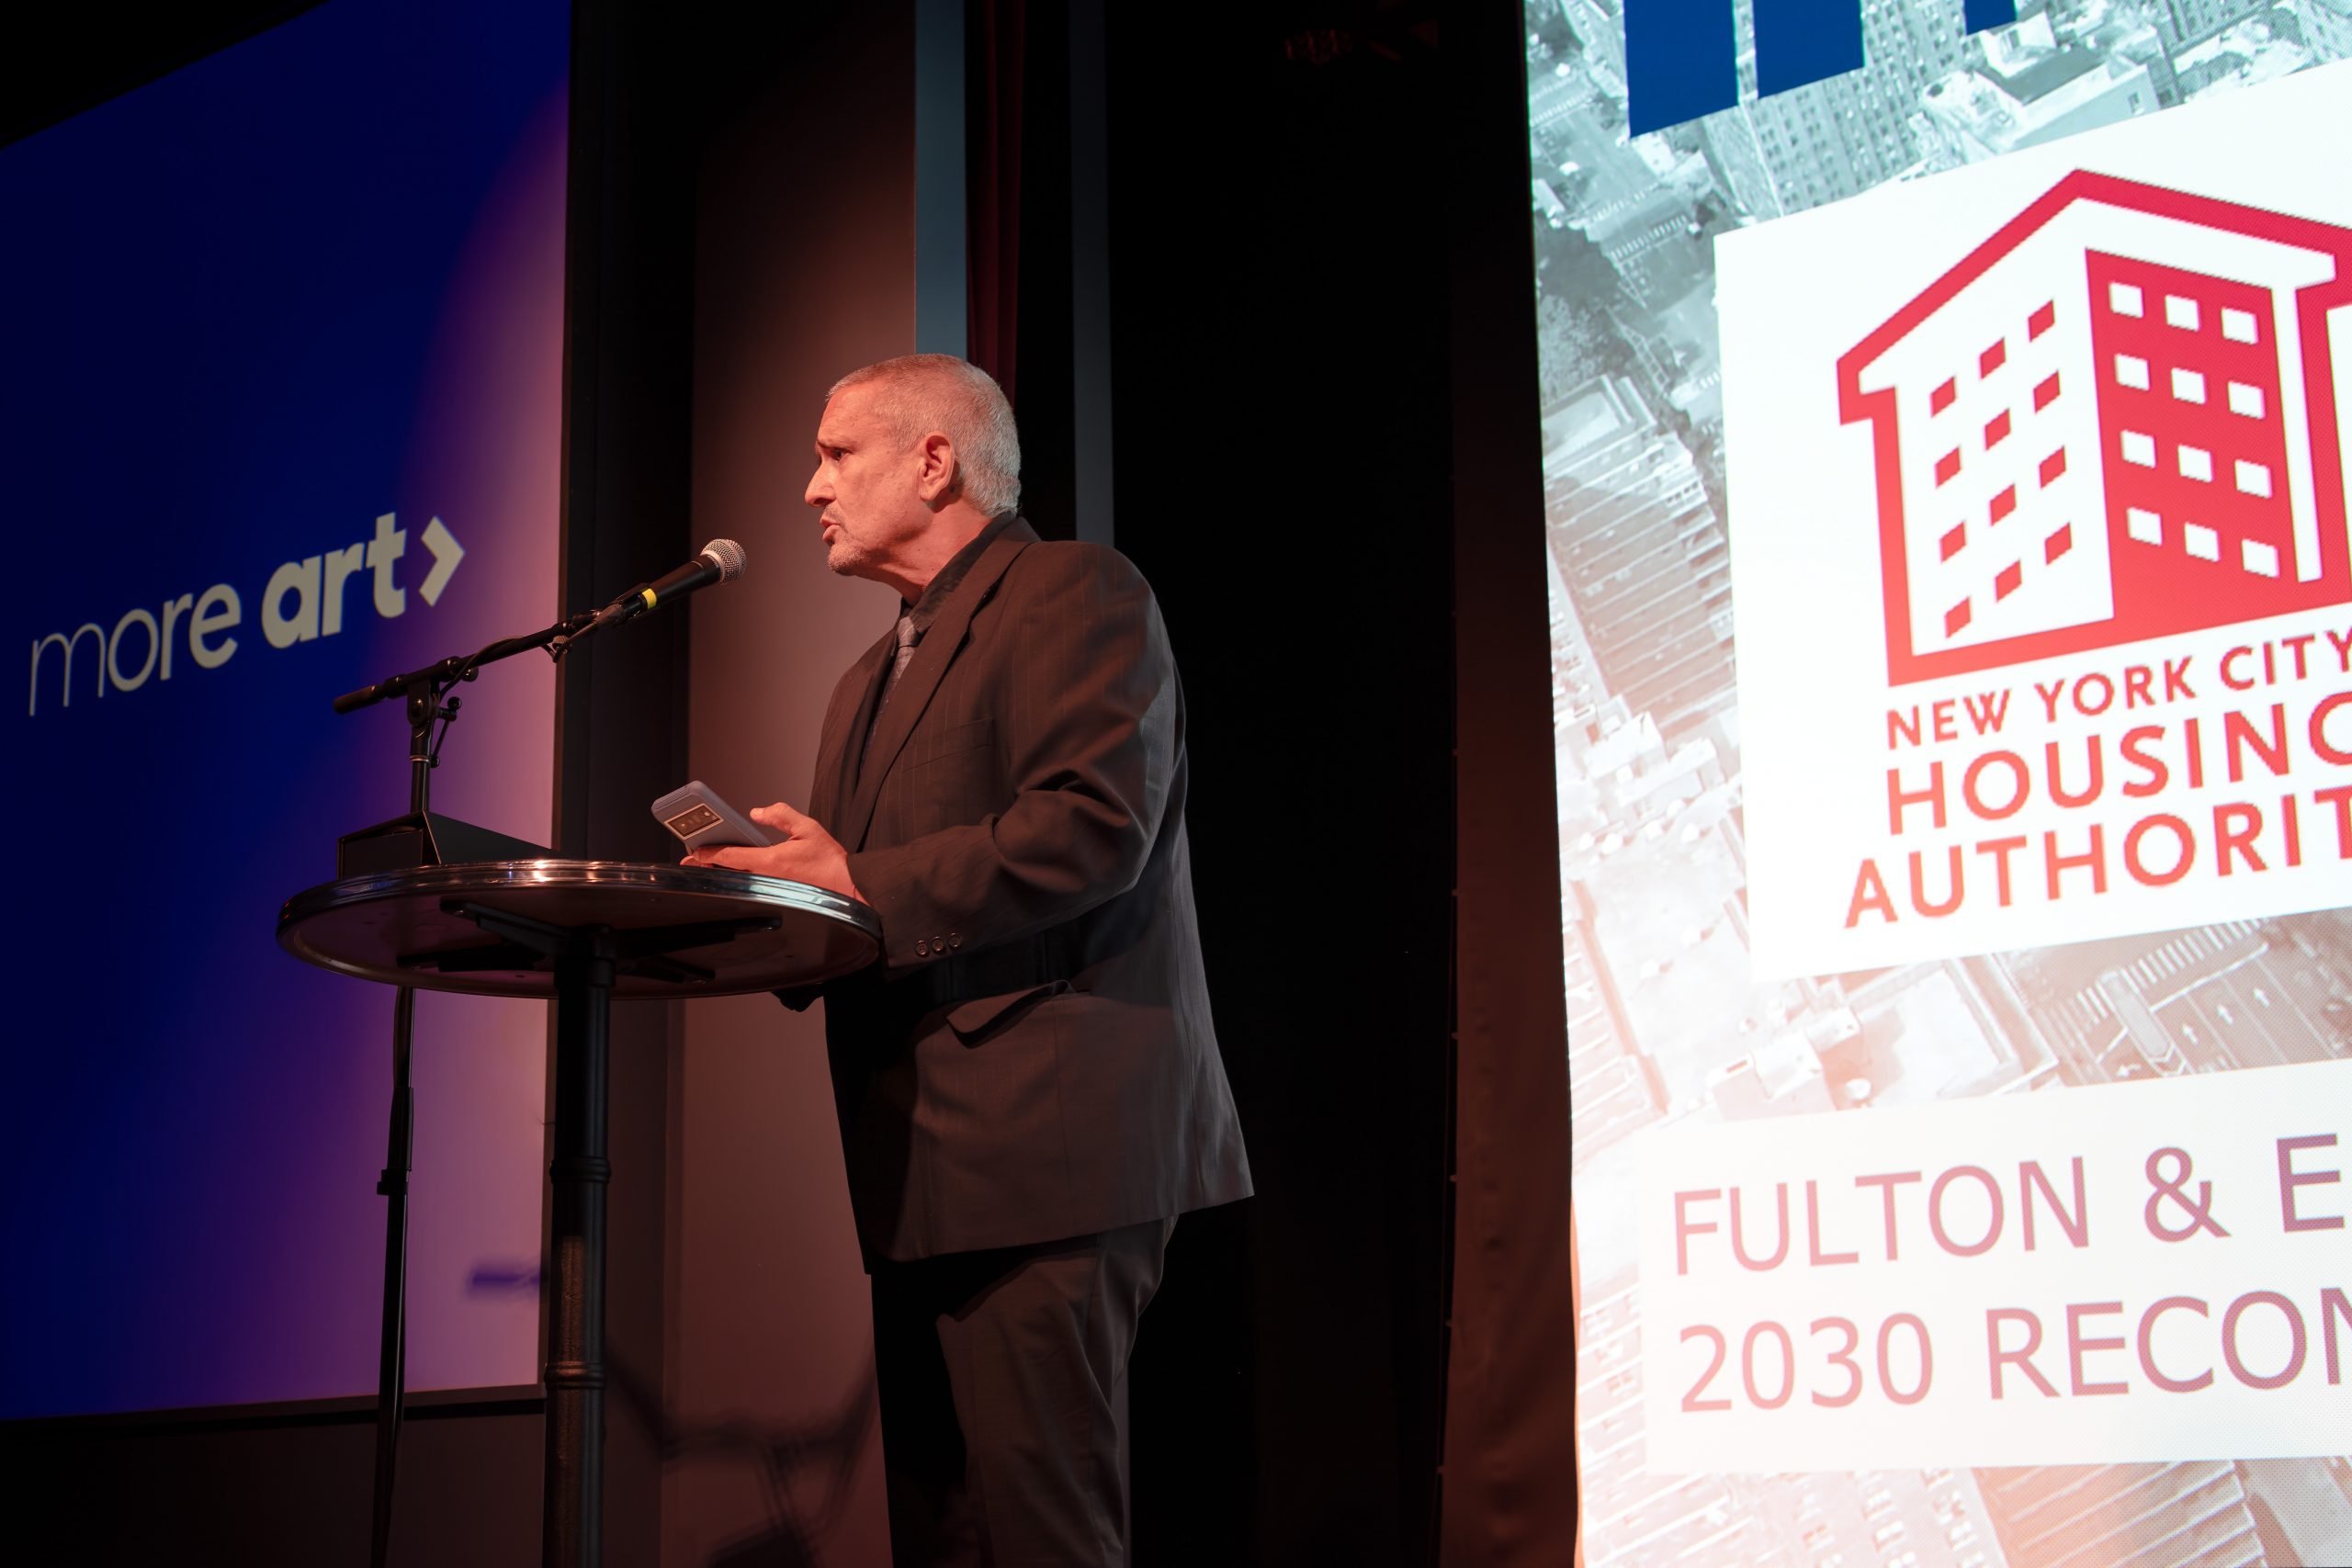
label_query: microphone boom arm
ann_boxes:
[334,540,743,714]
[331,608,599,716]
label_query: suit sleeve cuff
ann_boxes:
[846,845,968,970]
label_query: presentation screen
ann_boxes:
[0,0,570,1418]
[1534,2,2352,1563]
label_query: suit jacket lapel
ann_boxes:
[810,628,897,830]
[840,524,1035,851]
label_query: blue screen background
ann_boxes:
[0,0,571,1418]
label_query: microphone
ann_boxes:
[592,539,747,630]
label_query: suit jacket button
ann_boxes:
[947,933,961,950]
[915,940,929,957]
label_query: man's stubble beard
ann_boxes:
[823,531,869,579]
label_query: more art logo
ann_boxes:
[1839,173,2352,687]
[25,513,466,717]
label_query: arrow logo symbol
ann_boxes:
[420,515,464,606]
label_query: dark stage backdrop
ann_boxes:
[0,0,570,1419]
[0,3,1591,1562]
[662,3,926,1558]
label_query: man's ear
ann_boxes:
[915,432,960,505]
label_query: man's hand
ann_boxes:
[682,801,865,903]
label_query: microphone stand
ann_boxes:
[333,604,605,1568]
[332,608,603,716]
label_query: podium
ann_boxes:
[278,860,881,1568]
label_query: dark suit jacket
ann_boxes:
[797,517,1251,1262]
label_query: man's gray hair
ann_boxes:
[828,354,1023,517]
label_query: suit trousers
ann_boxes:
[867,1217,1176,1567]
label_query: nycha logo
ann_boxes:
[1717,83,2352,978]
[1839,173,2352,686]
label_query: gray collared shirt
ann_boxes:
[900,510,1022,643]
[861,511,1022,765]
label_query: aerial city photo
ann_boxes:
[1531,1,2352,1564]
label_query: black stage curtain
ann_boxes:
[1441,0,1586,1553]
[964,0,1023,403]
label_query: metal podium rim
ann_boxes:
[276,858,883,995]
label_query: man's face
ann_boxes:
[805,385,927,582]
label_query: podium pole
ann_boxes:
[424,897,775,1568]
[543,951,613,1568]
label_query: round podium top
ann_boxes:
[277,860,883,998]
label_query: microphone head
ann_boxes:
[699,538,748,581]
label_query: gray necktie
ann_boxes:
[857,615,922,777]
[879,614,920,709]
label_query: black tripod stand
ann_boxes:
[334,613,594,1568]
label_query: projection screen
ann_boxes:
[1534,2,2352,1563]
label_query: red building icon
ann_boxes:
[1838,172,2352,685]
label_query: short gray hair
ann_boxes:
[827,355,1023,517]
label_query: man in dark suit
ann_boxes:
[684,354,1250,1565]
